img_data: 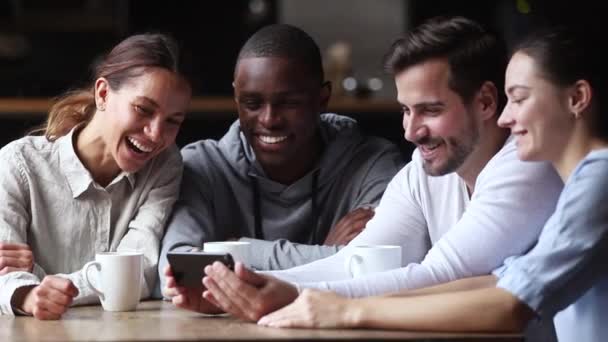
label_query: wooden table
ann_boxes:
[0,300,522,341]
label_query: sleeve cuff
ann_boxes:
[11,305,31,316]
[0,276,40,315]
[496,269,543,312]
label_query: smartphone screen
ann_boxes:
[167,251,234,288]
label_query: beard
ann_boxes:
[421,119,480,176]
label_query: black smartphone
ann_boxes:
[167,251,235,288]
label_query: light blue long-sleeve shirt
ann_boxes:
[495,149,608,342]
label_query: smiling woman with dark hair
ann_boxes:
[0,33,191,320]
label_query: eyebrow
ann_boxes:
[505,85,531,94]
[398,100,444,109]
[135,96,186,117]
[171,111,186,119]
[134,96,159,108]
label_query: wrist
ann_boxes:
[344,297,369,328]
[11,285,36,315]
[288,283,300,302]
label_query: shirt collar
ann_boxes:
[58,126,135,198]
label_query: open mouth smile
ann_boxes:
[258,135,288,144]
[126,136,155,154]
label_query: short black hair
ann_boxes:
[384,16,507,109]
[236,24,324,84]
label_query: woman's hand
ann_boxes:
[13,275,78,320]
[0,242,34,275]
[257,289,359,329]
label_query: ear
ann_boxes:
[568,80,593,119]
[476,81,498,121]
[94,77,109,111]
[232,81,239,105]
[319,81,332,111]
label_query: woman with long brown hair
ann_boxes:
[0,33,191,319]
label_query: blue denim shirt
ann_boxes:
[495,149,608,342]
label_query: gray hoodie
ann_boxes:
[158,113,403,290]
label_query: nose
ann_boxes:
[144,117,163,143]
[403,112,427,143]
[497,104,514,129]
[258,104,282,128]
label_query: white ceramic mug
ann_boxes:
[203,241,251,266]
[82,252,143,312]
[345,245,402,278]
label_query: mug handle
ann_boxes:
[346,254,363,278]
[83,261,104,300]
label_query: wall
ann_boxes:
[280,0,408,100]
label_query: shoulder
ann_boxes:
[151,144,183,169]
[358,135,401,153]
[1,135,53,155]
[571,149,608,181]
[0,135,55,168]
[562,149,608,203]
[319,113,357,131]
[478,136,560,187]
[320,113,403,165]
[180,120,241,166]
[0,136,56,188]
[180,139,226,169]
[320,113,399,150]
[473,137,562,208]
[132,144,184,191]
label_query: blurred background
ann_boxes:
[0,0,594,156]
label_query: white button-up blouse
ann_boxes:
[0,128,182,315]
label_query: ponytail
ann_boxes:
[30,89,96,140]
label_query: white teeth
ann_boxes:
[423,143,440,151]
[128,137,154,153]
[259,135,288,144]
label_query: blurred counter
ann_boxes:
[0,96,400,118]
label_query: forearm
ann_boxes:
[240,238,342,270]
[263,245,351,284]
[158,216,210,295]
[386,275,497,298]
[351,287,532,332]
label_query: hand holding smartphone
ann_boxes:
[167,251,234,288]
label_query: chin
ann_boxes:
[517,149,539,162]
[118,159,146,174]
[258,156,288,169]
[422,160,450,176]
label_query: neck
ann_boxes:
[552,125,608,182]
[75,116,121,187]
[457,122,509,194]
[264,132,323,185]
